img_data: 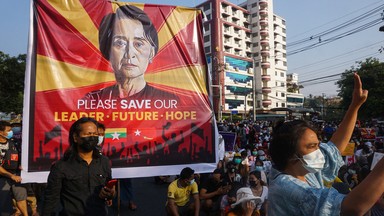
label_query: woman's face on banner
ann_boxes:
[110,15,154,82]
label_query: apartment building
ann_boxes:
[197,0,287,120]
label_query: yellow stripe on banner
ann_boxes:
[35,55,115,92]
[111,2,145,12]
[48,0,99,49]
[105,128,126,134]
[157,8,198,50]
[145,65,208,95]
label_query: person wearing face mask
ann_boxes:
[166,167,200,216]
[43,117,115,216]
[96,122,106,155]
[222,161,242,187]
[268,73,384,215]
[257,150,272,175]
[249,171,268,216]
[0,121,28,216]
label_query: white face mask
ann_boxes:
[189,179,195,185]
[97,136,104,146]
[298,148,325,173]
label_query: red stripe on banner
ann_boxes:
[142,4,176,32]
[79,0,114,29]
[147,19,206,73]
[35,0,111,73]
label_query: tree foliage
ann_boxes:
[0,51,26,114]
[337,58,384,120]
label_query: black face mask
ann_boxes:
[78,136,98,152]
[249,180,257,187]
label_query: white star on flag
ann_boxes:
[111,132,121,140]
[134,129,141,136]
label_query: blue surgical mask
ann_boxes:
[259,156,265,161]
[255,166,264,171]
[6,131,13,139]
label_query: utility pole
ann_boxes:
[211,84,222,121]
[252,58,257,122]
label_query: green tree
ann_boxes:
[337,58,384,119]
[0,51,26,114]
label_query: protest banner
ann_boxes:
[22,0,217,182]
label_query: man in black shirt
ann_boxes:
[200,169,228,214]
[43,117,115,215]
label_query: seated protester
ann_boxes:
[238,162,250,187]
[166,167,200,216]
[227,187,261,216]
[254,160,268,184]
[222,161,241,187]
[257,150,272,175]
[343,163,360,189]
[249,171,268,216]
[267,74,384,216]
[220,182,242,216]
[240,150,250,168]
[200,169,228,214]
[248,147,258,170]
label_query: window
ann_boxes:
[204,35,210,42]
[280,72,284,77]
[207,14,211,20]
[252,23,258,28]
[282,103,285,107]
[203,4,210,11]
[283,36,286,42]
[275,71,278,76]
[252,32,258,37]
[281,93,285,97]
[276,103,278,107]
[251,3,257,8]
[204,46,211,53]
[276,92,278,96]
[204,23,210,32]
[253,43,258,47]
[252,13,258,18]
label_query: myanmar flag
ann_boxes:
[105,128,127,143]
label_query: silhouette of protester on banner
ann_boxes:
[84,5,178,101]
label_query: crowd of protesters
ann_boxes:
[2,75,384,215]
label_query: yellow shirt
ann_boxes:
[167,179,198,206]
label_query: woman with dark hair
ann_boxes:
[249,171,268,216]
[85,5,177,101]
[43,117,115,216]
[268,73,384,215]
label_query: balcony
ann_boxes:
[261,62,270,69]
[260,29,269,36]
[259,0,268,8]
[262,99,272,107]
[259,9,268,17]
[260,39,269,46]
[260,19,268,27]
[262,87,272,93]
[261,74,271,81]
